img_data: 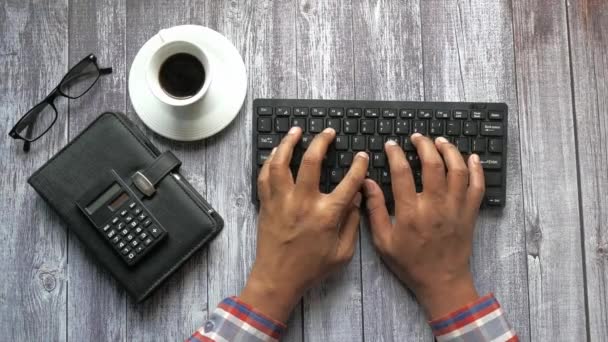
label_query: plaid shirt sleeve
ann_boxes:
[429,293,518,342]
[187,297,286,342]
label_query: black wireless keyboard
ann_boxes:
[251,99,507,212]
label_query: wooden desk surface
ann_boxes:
[1,0,606,340]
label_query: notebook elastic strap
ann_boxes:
[131,151,181,197]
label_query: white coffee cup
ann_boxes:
[146,31,213,107]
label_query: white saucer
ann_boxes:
[128,25,247,141]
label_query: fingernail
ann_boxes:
[356,151,369,159]
[323,127,336,135]
[288,126,301,134]
[385,139,398,146]
[471,154,480,163]
[436,136,448,144]
[411,133,422,139]
[353,192,362,208]
[271,147,277,155]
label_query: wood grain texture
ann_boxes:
[124,0,210,340]
[421,0,530,339]
[0,0,68,340]
[512,0,587,339]
[352,1,431,341]
[295,0,363,341]
[567,0,608,339]
[204,0,304,341]
[66,0,128,340]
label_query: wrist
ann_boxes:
[239,271,301,323]
[414,273,479,320]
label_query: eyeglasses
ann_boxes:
[8,54,112,152]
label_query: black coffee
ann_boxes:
[158,53,205,98]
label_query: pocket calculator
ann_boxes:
[77,170,167,266]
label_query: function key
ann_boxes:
[418,109,433,118]
[275,107,291,116]
[311,107,326,116]
[111,217,119,225]
[453,110,468,119]
[294,107,309,116]
[489,111,503,120]
[382,108,397,118]
[347,108,362,117]
[107,230,116,239]
[257,106,273,115]
[128,202,137,209]
[102,224,111,232]
[329,108,344,117]
[120,209,128,216]
[435,110,450,119]
[364,108,380,117]
[400,109,415,118]
[471,110,486,120]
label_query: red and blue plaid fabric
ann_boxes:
[188,294,516,341]
[429,293,518,341]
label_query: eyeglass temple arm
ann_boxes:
[99,67,112,75]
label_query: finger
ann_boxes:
[296,127,336,191]
[336,193,362,262]
[331,151,369,207]
[411,133,447,196]
[268,127,301,193]
[257,147,277,200]
[362,179,392,250]
[435,137,469,199]
[384,140,416,207]
[466,154,485,216]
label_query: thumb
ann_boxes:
[362,179,392,250]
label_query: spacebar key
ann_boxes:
[479,155,502,169]
[257,134,280,149]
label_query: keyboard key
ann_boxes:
[365,108,379,117]
[117,222,125,230]
[378,120,393,134]
[472,138,486,152]
[344,119,358,133]
[412,121,427,135]
[489,139,503,152]
[463,121,478,135]
[489,111,503,120]
[485,172,502,186]
[385,136,401,146]
[338,152,353,167]
[257,106,272,115]
[485,188,503,206]
[102,224,111,232]
[435,110,450,119]
[406,152,420,168]
[366,168,377,179]
[382,108,397,118]
[481,122,504,136]
[329,108,344,117]
[430,121,444,135]
[275,117,289,132]
[361,119,375,134]
[347,108,362,117]
[257,151,270,165]
[275,107,291,116]
[352,136,366,151]
[326,118,341,132]
[453,110,468,119]
[294,107,309,116]
[400,109,415,118]
[335,136,349,150]
[479,156,502,169]
[257,117,272,132]
[446,121,461,135]
[330,169,344,183]
[291,118,306,130]
[395,120,410,135]
[368,136,383,151]
[471,110,486,120]
[381,170,391,184]
[311,107,326,116]
[300,135,314,149]
[418,109,433,118]
[372,153,386,167]
[258,134,280,148]
[456,137,470,152]
[309,118,324,133]
[402,137,414,151]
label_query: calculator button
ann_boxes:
[111,236,121,244]
[126,234,134,241]
[143,219,152,227]
[134,227,143,234]
[137,214,147,221]
[102,224,111,232]
[144,237,154,246]
[107,230,116,238]
[117,222,125,230]
[130,240,139,248]
[127,252,136,260]
[133,208,142,215]
[129,221,138,228]
[120,229,128,236]
[135,245,144,253]
[117,241,127,249]
[149,226,162,238]
[125,216,133,223]
[139,232,148,240]
[111,217,119,224]
[129,202,136,209]
[120,210,128,216]
[121,247,130,255]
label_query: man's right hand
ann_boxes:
[363,133,486,319]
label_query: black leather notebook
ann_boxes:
[28,112,223,302]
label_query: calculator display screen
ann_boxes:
[109,192,129,211]
[85,183,122,215]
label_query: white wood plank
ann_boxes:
[567,0,608,339]
[512,0,587,339]
[0,0,68,340]
[66,0,128,340]
[352,1,431,341]
[421,0,531,339]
